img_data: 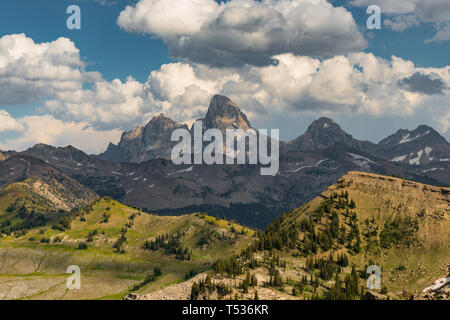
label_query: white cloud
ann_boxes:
[439,111,450,133]
[425,23,450,43]
[0,34,86,105]
[41,76,156,130]
[384,14,420,31]
[118,0,367,67]
[0,115,122,154]
[350,0,450,41]
[0,109,23,132]
[82,53,446,127]
[118,0,219,36]
[0,33,448,153]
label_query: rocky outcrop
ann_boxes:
[98,114,188,163]
[201,94,252,133]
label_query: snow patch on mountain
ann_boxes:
[286,159,328,173]
[347,153,378,168]
[399,131,430,144]
[409,150,424,165]
[391,155,408,162]
[168,166,194,176]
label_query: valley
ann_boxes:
[0,171,448,300]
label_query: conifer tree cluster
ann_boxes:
[190,274,232,300]
[143,231,191,260]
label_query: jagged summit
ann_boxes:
[98,95,253,163]
[284,117,371,152]
[202,95,252,132]
[378,124,450,167]
[379,125,448,147]
[26,143,87,156]
[98,113,188,163]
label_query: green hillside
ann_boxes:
[182,171,450,300]
[1,171,448,300]
[0,197,255,300]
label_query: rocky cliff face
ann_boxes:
[98,95,254,163]
[201,95,252,133]
[98,114,188,163]
[379,125,450,165]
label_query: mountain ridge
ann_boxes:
[131,170,450,300]
[2,95,449,228]
[98,113,188,163]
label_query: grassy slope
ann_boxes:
[0,198,255,300]
[285,171,450,293]
[0,179,59,232]
[1,171,448,300]
[169,171,449,300]
[285,172,448,297]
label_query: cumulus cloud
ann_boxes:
[1,33,449,152]
[0,115,122,154]
[399,72,447,95]
[40,52,449,133]
[118,0,367,67]
[350,0,450,42]
[41,76,157,130]
[180,53,448,117]
[0,109,23,132]
[0,34,87,106]
[384,14,420,31]
[47,52,441,129]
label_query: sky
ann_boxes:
[0,0,449,154]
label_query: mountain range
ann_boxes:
[1,95,449,228]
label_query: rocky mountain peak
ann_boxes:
[379,125,449,147]
[122,125,144,141]
[378,125,450,168]
[30,143,54,151]
[286,117,355,151]
[203,95,252,132]
[144,113,182,133]
[98,113,188,163]
[306,117,342,134]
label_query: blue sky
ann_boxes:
[0,0,169,82]
[0,0,449,152]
